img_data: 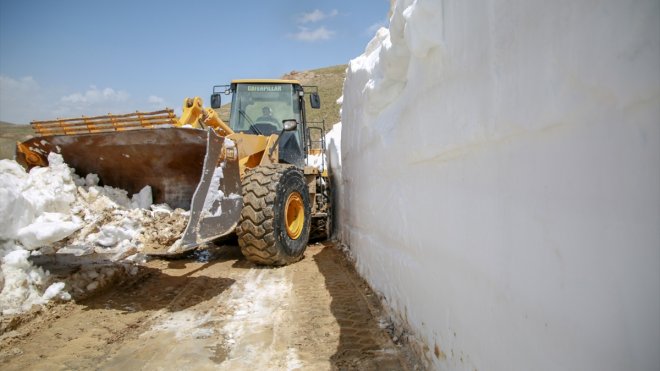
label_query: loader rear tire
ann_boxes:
[237,164,311,266]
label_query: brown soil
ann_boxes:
[0,242,422,370]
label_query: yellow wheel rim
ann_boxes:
[285,192,304,239]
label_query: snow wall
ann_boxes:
[337,0,659,370]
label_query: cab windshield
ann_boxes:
[229,83,301,136]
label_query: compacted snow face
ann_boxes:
[0,153,187,315]
[338,0,659,370]
[325,122,342,239]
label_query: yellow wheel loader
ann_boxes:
[16,79,332,266]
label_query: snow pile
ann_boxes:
[51,185,187,259]
[306,153,325,171]
[0,153,188,315]
[0,154,81,314]
[0,153,80,249]
[0,242,70,315]
[340,0,659,370]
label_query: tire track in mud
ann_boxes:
[0,249,239,370]
[0,243,420,370]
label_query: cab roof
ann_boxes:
[231,79,301,85]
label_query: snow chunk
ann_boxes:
[202,165,225,214]
[0,243,56,315]
[131,186,153,210]
[0,161,33,239]
[42,282,69,301]
[0,153,79,242]
[0,152,183,315]
[306,154,325,171]
[17,212,82,249]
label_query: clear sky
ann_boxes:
[0,0,390,124]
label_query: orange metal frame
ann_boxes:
[30,109,178,136]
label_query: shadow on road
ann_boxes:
[80,263,235,313]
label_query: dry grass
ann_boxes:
[282,64,346,130]
[0,122,33,160]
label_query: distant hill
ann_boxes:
[282,64,346,129]
[0,122,33,160]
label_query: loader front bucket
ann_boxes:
[16,127,242,255]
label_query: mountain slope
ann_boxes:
[0,122,33,160]
[282,64,346,129]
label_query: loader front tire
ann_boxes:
[237,164,311,266]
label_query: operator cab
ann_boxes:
[211,80,320,168]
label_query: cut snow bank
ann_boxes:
[325,122,342,239]
[0,153,187,315]
[338,0,659,370]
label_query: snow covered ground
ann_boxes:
[336,0,659,370]
[0,153,187,315]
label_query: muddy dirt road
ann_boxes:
[0,243,420,370]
